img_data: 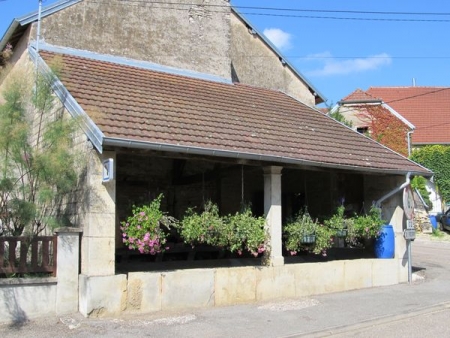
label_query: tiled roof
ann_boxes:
[367,87,450,145]
[341,89,381,103]
[39,50,430,175]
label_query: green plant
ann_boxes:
[225,206,266,256]
[0,56,79,236]
[324,205,352,238]
[328,107,353,128]
[431,227,445,238]
[347,206,385,245]
[178,202,267,256]
[284,209,334,256]
[121,194,175,255]
[178,201,227,247]
[411,176,431,207]
[411,145,450,203]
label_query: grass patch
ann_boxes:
[432,228,445,238]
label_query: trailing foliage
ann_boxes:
[177,201,267,256]
[411,176,431,208]
[179,201,227,247]
[347,206,385,246]
[411,145,450,203]
[284,209,334,256]
[355,105,410,156]
[225,206,266,256]
[0,55,78,236]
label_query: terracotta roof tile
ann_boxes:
[341,89,381,102]
[40,51,429,175]
[367,87,450,144]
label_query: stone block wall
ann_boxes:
[34,0,232,80]
[79,258,403,317]
[230,13,316,107]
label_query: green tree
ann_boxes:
[0,50,78,236]
[328,107,353,128]
[411,176,431,208]
[410,145,450,204]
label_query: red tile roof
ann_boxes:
[341,89,381,103]
[40,50,430,175]
[367,87,450,145]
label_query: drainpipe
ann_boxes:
[407,131,414,157]
[375,172,411,208]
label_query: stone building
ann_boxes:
[0,0,431,321]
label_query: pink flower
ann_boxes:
[290,251,297,256]
[139,212,145,216]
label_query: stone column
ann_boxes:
[80,150,116,276]
[55,227,82,315]
[263,166,284,266]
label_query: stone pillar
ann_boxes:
[55,227,82,315]
[263,166,284,266]
[81,150,116,276]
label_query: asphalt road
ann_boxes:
[1,233,450,337]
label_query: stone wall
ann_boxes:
[0,229,81,324]
[79,258,402,317]
[230,13,316,107]
[34,0,232,80]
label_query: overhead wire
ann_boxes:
[107,0,450,22]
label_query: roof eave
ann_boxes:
[338,99,383,105]
[231,7,326,105]
[0,20,20,53]
[103,137,431,177]
[29,43,104,153]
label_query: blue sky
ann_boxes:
[1,0,450,107]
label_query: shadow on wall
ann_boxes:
[2,288,28,327]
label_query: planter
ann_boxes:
[335,229,348,238]
[301,234,316,244]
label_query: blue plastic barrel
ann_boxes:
[429,215,438,229]
[374,225,395,259]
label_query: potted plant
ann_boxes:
[178,201,227,248]
[324,205,349,238]
[120,194,176,255]
[178,202,267,257]
[284,209,334,256]
[347,206,385,247]
[225,205,267,257]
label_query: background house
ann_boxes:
[334,86,450,216]
[0,0,432,321]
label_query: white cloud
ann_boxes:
[263,28,292,51]
[306,52,392,76]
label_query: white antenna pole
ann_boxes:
[36,0,42,52]
[35,0,42,71]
